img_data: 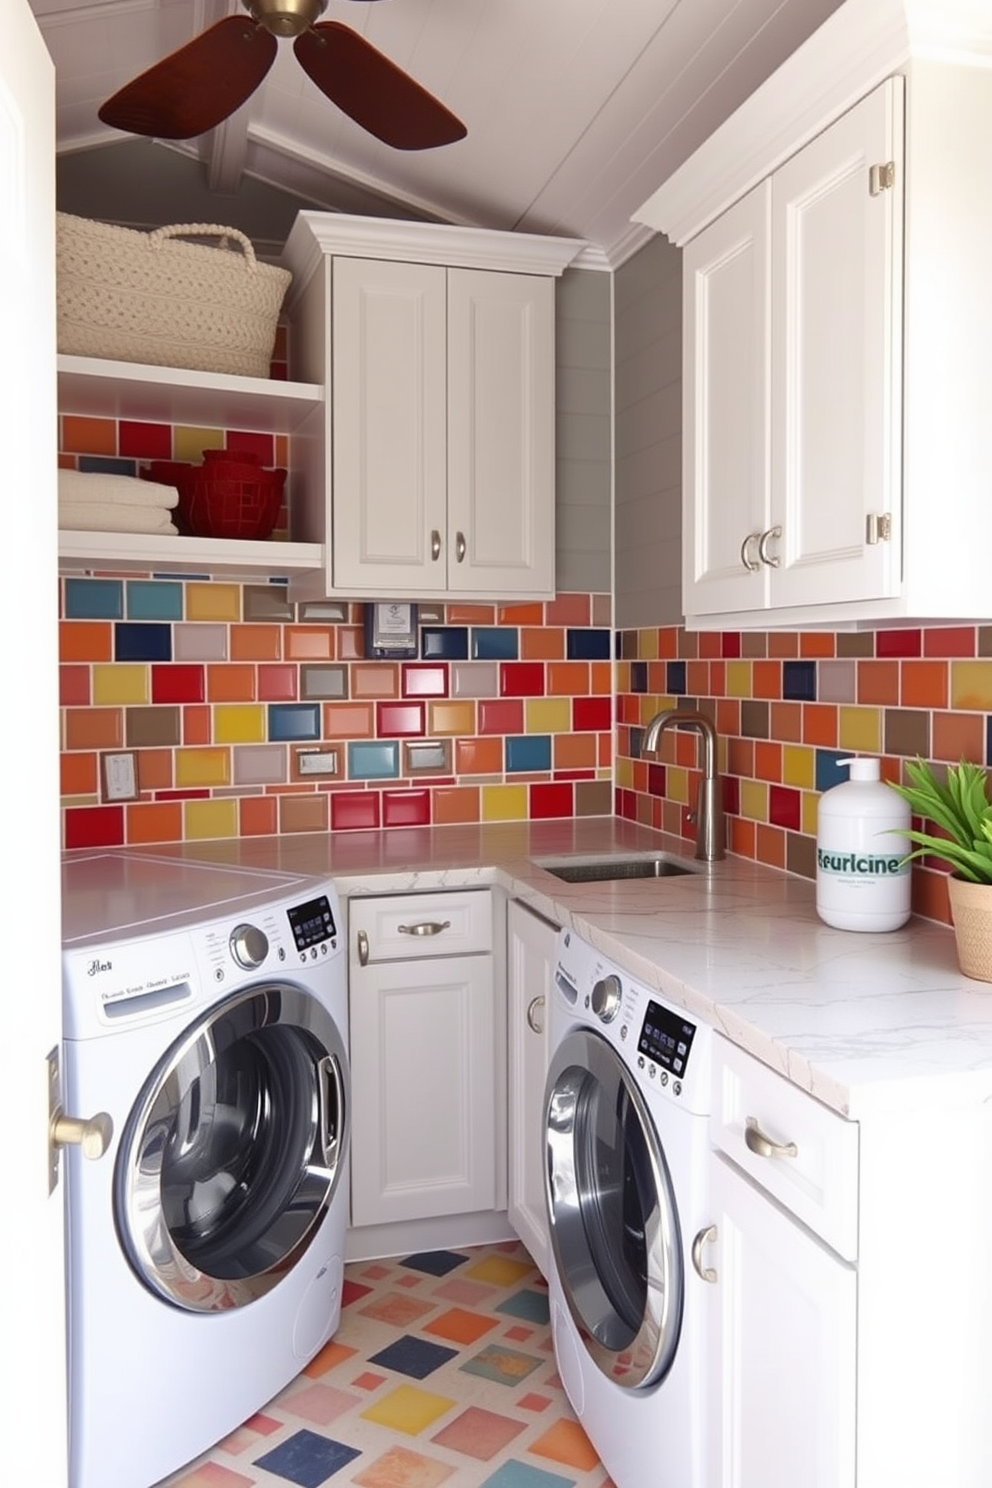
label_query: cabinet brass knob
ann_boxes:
[50,1108,113,1161]
[745,1115,798,1160]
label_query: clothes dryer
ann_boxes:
[543,927,712,1488]
[60,851,351,1488]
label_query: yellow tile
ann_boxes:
[740,779,769,822]
[615,756,635,790]
[174,426,223,460]
[481,783,527,821]
[360,1385,455,1436]
[184,798,238,840]
[951,660,992,711]
[175,747,231,788]
[802,790,820,837]
[525,697,571,734]
[838,705,881,754]
[213,705,267,744]
[726,661,752,699]
[666,765,690,806]
[640,695,673,724]
[185,583,241,622]
[463,1255,533,1285]
[92,664,149,706]
[429,700,476,736]
[638,629,660,660]
[782,744,815,790]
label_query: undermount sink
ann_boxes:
[536,854,697,884]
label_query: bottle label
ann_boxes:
[816,849,908,878]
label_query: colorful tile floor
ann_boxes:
[158,1241,613,1488]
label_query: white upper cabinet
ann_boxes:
[636,0,992,630]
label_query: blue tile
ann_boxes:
[115,622,171,662]
[630,660,648,694]
[506,735,552,772]
[64,577,123,620]
[368,1335,458,1379]
[495,1289,550,1324]
[815,748,851,793]
[126,580,183,621]
[254,1429,360,1487]
[348,740,399,780]
[566,628,611,660]
[421,626,469,660]
[472,627,519,660]
[783,659,817,702]
[268,704,321,741]
[667,659,687,695]
[76,456,137,476]
[481,1461,575,1488]
[400,1249,468,1276]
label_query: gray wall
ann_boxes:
[614,234,683,630]
[554,268,612,596]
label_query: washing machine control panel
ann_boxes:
[287,893,338,953]
[230,922,269,969]
[637,1000,697,1079]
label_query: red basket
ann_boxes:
[141,451,287,540]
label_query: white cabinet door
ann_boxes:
[506,900,556,1277]
[332,256,448,593]
[350,951,497,1227]
[769,78,903,610]
[706,1152,857,1488]
[448,270,556,596]
[683,184,771,616]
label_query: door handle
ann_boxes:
[50,1108,113,1161]
[398,920,451,937]
[745,1115,798,1160]
[357,928,369,967]
[455,531,466,563]
[740,532,762,572]
[431,529,442,561]
[691,1223,718,1283]
[757,525,782,568]
[526,995,545,1034]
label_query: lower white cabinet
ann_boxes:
[506,899,557,1277]
[348,890,500,1227]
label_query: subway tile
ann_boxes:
[233,744,287,786]
[555,734,598,771]
[214,705,267,744]
[767,632,799,659]
[402,664,449,698]
[836,631,875,658]
[666,660,687,695]
[933,712,983,764]
[520,627,565,661]
[62,416,116,454]
[175,748,231,788]
[126,581,182,621]
[404,740,453,776]
[498,602,544,626]
[185,798,239,840]
[115,623,171,663]
[481,783,528,821]
[432,785,480,824]
[243,584,295,622]
[301,664,348,700]
[240,795,279,837]
[573,696,611,732]
[951,661,992,711]
[331,791,382,831]
[383,790,432,828]
[64,804,125,850]
[530,782,574,819]
[446,603,494,624]
[479,699,524,735]
[324,703,374,739]
[753,660,782,699]
[185,583,241,623]
[740,700,769,739]
[506,735,552,773]
[298,600,349,623]
[566,628,611,661]
[630,661,648,694]
[923,626,976,658]
[884,708,931,759]
[174,623,228,661]
[817,660,857,704]
[857,660,900,706]
[451,662,499,698]
[798,632,835,659]
[278,793,329,834]
[285,626,335,660]
[60,665,91,707]
[575,779,612,816]
[472,627,519,660]
[726,661,751,698]
[546,594,590,626]
[838,706,881,754]
[127,800,183,844]
[548,662,588,696]
[268,703,321,741]
[782,660,816,702]
[153,664,205,705]
[377,702,425,737]
[258,664,299,702]
[901,661,948,710]
[65,708,124,751]
[802,704,838,748]
[352,663,399,700]
[348,741,400,780]
[231,624,282,662]
[64,578,123,620]
[815,749,850,793]
[126,707,180,748]
[429,701,476,736]
[526,698,571,735]
[721,632,742,658]
[769,784,802,832]
[455,737,504,775]
[421,627,469,660]
[93,664,149,706]
[500,662,546,698]
[876,628,923,659]
[60,621,113,663]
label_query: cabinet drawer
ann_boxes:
[350,890,492,962]
[711,1035,859,1261]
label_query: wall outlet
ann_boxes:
[101,751,138,802]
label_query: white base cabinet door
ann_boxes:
[705,1151,857,1488]
[506,900,557,1277]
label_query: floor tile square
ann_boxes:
[254,1429,361,1487]
[517,1393,552,1413]
[463,1256,533,1287]
[400,1251,468,1278]
[528,1420,601,1471]
[284,1382,359,1428]
[359,1293,437,1328]
[480,1462,575,1488]
[423,1307,499,1345]
[496,1291,550,1325]
[305,1341,360,1378]
[369,1336,458,1380]
[432,1278,497,1307]
[170,1465,254,1488]
[431,1405,526,1461]
[352,1371,387,1391]
[343,1281,374,1308]
[351,1445,456,1488]
[460,1345,543,1388]
[360,1385,456,1436]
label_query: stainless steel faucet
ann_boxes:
[641,708,725,861]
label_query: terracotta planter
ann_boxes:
[946,875,992,983]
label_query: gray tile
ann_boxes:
[174,623,228,661]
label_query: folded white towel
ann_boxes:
[59,468,178,510]
[59,502,179,535]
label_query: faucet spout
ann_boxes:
[641,708,725,862]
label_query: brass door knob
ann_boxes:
[50,1108,113,1161]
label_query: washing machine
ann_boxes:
[543,927,712,1488]
[60,851,351,1488]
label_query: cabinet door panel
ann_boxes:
[770,78,903,608]
[332,257,447,592]
[683,184,771,616]
[707,1153,856,1488]
[447,270,555,596]
[350,955,496,1226]
[506,901,557,1277]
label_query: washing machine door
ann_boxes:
[544,1027,683,1389]
[115,981,349,1312]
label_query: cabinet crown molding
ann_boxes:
[633,0,992,246]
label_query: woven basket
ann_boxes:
[182,454,287,540]
[56,214,292,379]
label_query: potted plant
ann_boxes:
[889,758,992,982]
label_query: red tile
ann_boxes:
[721,631,742,658]
[402,663,449,698]
[923,626,976,658]
[330,791,381,831]
[377,701,425,737]
[573,696,611,731]
[258,664,299,701]
[119,420,172,459]
[64,805,125,849]
[479,699,524,735]
[383,789,432,827]
[226,430,276,463]
[500,662,546,697]
[616,787,636,820]
[530,782,574,819]
[769,784,801,831]
[876,628,922,658]
[545,594,590,626]
[60,664,90,706]
[151,665,205,705]
[647,763,667,797]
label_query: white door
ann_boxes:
[1,5,67,1484]
[769,78,904,610]
[682,183,771,617]
[506,900,556,1276]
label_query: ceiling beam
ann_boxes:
[195,0,250,194]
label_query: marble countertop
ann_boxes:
[88,818,992,1120]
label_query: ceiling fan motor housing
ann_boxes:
[244,0,327,39]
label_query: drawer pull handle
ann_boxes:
[526,995,545,1034]
[691,1223,718,1283]
[357,929,369,967]
[745,1116,798,1160]
[398,919,451,937]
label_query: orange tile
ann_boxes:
[687,660,709,696]
[756,822,786,869]
[803,703,838,747]
[240,795,279,836]
[554,734,598,770]
[767,632,799,658]
[931,711,985,763]
[337,626,365,660]
[858,660,900,706]
[498,603,544,625]
[454,737,503,774]
[61,752,97,797]
[207,664,257,702]
[430,700,476,735]
[64,708,124,750]
[730,816,756,858]
[136,749,173,791]
[530,1419,601,1471]
[546,594,590,626]
[752,660,782,699]
[324,703,374,738]
[353,663,399,700]
[697,632,722,659]
[423,1308,498,1345]
[183,705,212,745]
[230,625,282,662]
[656,627,679,659]
[521,627,565,660]
[754,740,783,782]
[60,620,113,662]
[716,698,741,737]
[646,660,668,694]
[799,631,835,658]
[900,660,948,709]
[61,414,117,455]
[769,701,803,742]
[547,662,588,696]
[432,786,480,824]
[728,738,754,777]
[597,733,612,767]
[285,625,335,660]
[125,801,183,845]
[709,660,725,697]
[447,604,495,624]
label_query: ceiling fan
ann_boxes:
[97,0,467,150]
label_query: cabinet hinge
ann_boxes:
[869,161,896,196]
[866,512,893,545]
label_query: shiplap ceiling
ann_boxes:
[30,0,844,264]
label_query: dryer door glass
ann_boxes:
[115,983,350,1312]
[544,1027,683,1388]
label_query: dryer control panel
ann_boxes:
[287,894,338,952]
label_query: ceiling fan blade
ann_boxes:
[98,17,278,141]
[294,21,466,150]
